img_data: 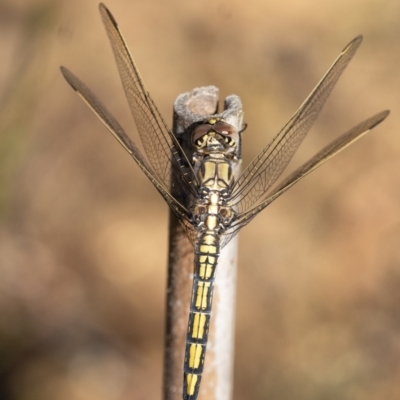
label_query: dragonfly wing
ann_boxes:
[231,36,363,214]
[179,218,198,247]
[61,66,149,168]
[229,109,389,230]
[60,66,192,222]
[98,4,197,200]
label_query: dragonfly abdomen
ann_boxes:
[183,232,220,400]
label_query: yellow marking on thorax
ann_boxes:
[202,161,216,182]
[201,159,233,191]
[217,162,231,181]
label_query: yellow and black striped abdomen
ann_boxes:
[183,233,220,400]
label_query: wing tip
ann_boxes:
[60,66,78,92]
[343,34,363,53]
[98,2,107,13]
[99,2,118,27]
[370,109,390,129]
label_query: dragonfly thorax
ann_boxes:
[196,156,235,194]
[191,153,236,232]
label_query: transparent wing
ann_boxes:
[60,66,193,224]
[219,109,389,247]
[180,218,199,247]
[98,3,197,199]
[231,35,363,214]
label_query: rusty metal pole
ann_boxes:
[163,87,243,400]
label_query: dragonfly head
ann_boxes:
[192,119,239,156]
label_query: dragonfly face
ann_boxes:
[60,4,389,400]
[192,118,240,159]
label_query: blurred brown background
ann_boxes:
[0,0,399,399]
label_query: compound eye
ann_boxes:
[213,121,238,136]
[192,124,212,143]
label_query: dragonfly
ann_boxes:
[61,3,389,400]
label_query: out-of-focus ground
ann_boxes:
[0,0,399,399]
